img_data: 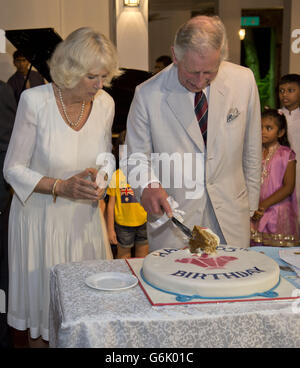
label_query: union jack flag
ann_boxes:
[120,187,138,203]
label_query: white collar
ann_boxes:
[282,106,300,120]
[189,85,210,105]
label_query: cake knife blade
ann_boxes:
[171,217,193,239]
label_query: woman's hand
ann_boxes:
[56,168,105,201]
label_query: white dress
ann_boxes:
[3,83,115,340]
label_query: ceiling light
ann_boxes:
[123,0,140,6]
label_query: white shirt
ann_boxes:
[282,107,300,154]
[282,106,300,227]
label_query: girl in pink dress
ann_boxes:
[251,109,299,246]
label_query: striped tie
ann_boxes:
[194,91,208,145]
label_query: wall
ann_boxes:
[0,0,110,81]
[217,0,241,65]
[240,0,283,7]
[116,0,149,71]
[149,10,190,73]
[288,0,300,74]
[148,0,287,70]
[0,0,298,79]
[280,0,300,75]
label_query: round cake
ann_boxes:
[142,246,280,299]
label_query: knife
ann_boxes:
[171,217,193,239]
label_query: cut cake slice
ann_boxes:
[189,225,219,254]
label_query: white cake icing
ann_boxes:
[142,246,280,299]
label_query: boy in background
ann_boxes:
[279,73,300,231]
[153,55,172,74]
[7,50,44,104]
[107,131,148,259]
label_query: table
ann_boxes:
[49,247,300,348]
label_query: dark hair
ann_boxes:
[262,108,290,147]
[279,74,300,88]
[112,130,126,169]
[13,50,26,60]
[155,55,172,67]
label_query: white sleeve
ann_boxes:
[3,91,43,205]
[96,96,116,186]
[120,87,160,202]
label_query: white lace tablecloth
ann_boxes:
[49,257,300,348]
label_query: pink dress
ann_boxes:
[253,144,299,245]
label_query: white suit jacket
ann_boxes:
[123,61,262,249]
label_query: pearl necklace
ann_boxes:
[58,87,85,128]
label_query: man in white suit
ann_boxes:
[123,15,261,250]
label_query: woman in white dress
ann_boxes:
[3,27,120,346]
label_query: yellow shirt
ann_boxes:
[107,169,147,227]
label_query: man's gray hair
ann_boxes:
[173,15,228,61]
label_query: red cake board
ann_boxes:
[126,258,300,306]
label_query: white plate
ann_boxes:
[85,272,138,291]
[279,249,300,277]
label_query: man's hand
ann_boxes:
[141,182,173,218]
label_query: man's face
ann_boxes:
[172,47,221,92]
[279,82,300,112]
[14,56,30,75]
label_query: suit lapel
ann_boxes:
[165,66,205,152]
[163,63,230,153]
[206,64,229,153]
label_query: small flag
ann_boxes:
[120,187,138,203]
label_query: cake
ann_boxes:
[189,226,220,254]
[142,246,280,300]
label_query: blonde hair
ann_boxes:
[49,27,121,88]
[174,15,228,62]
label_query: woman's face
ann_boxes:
[73,68,108,102]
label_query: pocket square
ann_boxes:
[227,108,240,123]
